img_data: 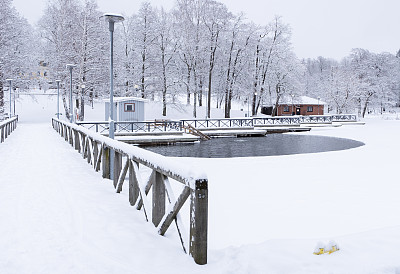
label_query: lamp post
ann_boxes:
[101,13,124,180]
[56,80,61,119]
[291,94,295,116]
[205,87,209,119]
[6,79,12,117]
[317,96,320,115]
[66,64,76,123]
[253,92,257,116]
[79,84,85,121]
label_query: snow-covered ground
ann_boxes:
[1,93,400,273]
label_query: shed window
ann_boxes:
[124,103,135,112]
[283,106,290,112]
[307,106,313,112]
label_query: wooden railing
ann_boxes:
[76,121,183,134]
[52,118,208,265]
[0,116,18,143]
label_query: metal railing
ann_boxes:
[52,118,208,265]
[182,118,254,129]
[76,120,183,134]
[331,114,358,122]
[77,114,358,134]
[253,117,301,126]
[0,116,18,143]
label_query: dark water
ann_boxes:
[142,135,364,158]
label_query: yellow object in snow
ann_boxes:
[313,247,325,255]
[326,245,339,254]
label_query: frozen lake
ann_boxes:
[143,134,365,158]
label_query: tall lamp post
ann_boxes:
[6,79,12,117]
[291,94,295,116]
[101,13,124,180]
[66,64,76,123]
[56,80,61,119]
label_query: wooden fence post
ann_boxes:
[129,160,139,206]
[152,172,166,227]
[102,146,110,179]
[74,130,80,152]
[113,152,122,188]
[189,179,208,265]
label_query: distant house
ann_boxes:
[104,97,147,122]
[262,96,326,116]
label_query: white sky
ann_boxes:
[13,0,400,60]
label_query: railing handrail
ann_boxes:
[52,118,208,264]
[0,116,18,127]
[0,116,18,143]
[60,118,204,186]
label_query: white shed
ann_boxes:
[104,97,147,122]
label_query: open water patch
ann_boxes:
[142,134,364,158]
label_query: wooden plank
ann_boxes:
[158,186,190,236]
[152,172,166,227]
[128,160,139,206]
[189,179,208,265]
[131,161,152,222]
[102,145,110,179]
[116,157,129,193]
[163,177,188,253]
[136,170,155,210]
[113,152,122,188]
[93,140,99,169]
[95,144,102,172]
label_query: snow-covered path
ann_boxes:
[2,94,400,273]
[0,122,200,274]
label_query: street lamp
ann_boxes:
[101,13,124,180]
[6,79,12,117]
[66,64,76,123]
[291,94,295,116]
[56,80,61,119]
[79,84,85,121]
[317,96,320,115]
[205,87,209,119]
[253,92,257,116]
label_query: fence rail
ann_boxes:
[77,114,358,134]
[76,121,183,134]
[52,118,208,265]
[0,116,18,143]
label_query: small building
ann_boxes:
[104,97,147,122]
[262,96,326,116]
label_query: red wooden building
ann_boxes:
[274,96,325,116]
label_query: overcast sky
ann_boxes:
[13,0,400,60]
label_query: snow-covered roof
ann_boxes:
[280,96,326,105]
[103,97,149,103]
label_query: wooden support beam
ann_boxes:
[158,186,190,236]
[189,179,208,265]
[113,152,122,188]
[129,160,139,206]
[95,145,102,172]
[152,172,166,227]
[116,158,129,193]
[74,130,81,152]
[102,145,110,179]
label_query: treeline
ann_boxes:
[0,0,399,120]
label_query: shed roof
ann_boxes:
[103,96,149,103]
[279,96,326,105]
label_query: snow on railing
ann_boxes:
[52,118,208,265]
[0,116,18,143]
